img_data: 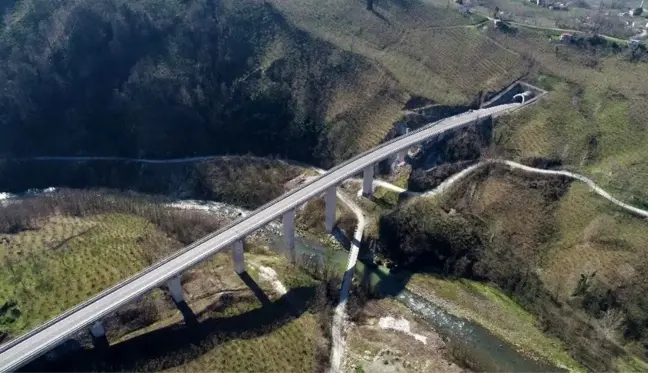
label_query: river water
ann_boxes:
[395,290,561,371]
[260,230,562,372]
[1,189,562,372]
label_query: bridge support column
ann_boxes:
[167,276,185,303]
[397,150,407,164]
[232,239,245,274]
[89,321,108,348]
[392,150,406,171]
[89,321,105,339]
[283,209,296,263]
[324,186,336,233]
[362,165,374,198]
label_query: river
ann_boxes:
[260,227,562,372]
[1,189,562,372]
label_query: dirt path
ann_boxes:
[328,190,366,373]
[420,159,648,218]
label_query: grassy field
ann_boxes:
[407,274,585,372]
[244,0,410,163]
[159,254,327,373]
[375,163,648,371]
[1,190,332,373]
[295,196,356,243]
[489,26,648,207]
[268,0,526,117]
[28,249,330,372]
[540,182,648,300]
[458,167,648,299]
[440,167,648,370]
[0,213,179,337]
[165,311,323,373]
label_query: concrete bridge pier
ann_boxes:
[397,150,406,163]
[89,321,108,348]
[395,150,407,168]
[167,276,198,326]
[167,276,185,303]
[89,321,105,338]
[232,239,245,274]
[324,186,337,233]
[283,209,296,262]
[362,165,375,198]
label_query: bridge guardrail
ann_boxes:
[0,108,493,356]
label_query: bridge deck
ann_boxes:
[0,103,519,372]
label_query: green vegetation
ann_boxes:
[392,168,411,189]
[270,0,525,108]
[1,190,333,372]
[0,213,176,336]
[0,156,302,209]
[294,196,355,252]
[407,275,584,372]
[353,187,402,218]
[2,0,648,371]
[0,189,233,339]
[489,27,648,208]
[166,312,323,373]
[372,187,401,210]
[377,166,648,371]
[0,0,530,170]
[32,255,331,372]
[0,0,408,167]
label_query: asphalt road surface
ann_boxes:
[0,102,520,372]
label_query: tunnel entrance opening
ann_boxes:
[512,90,535,104]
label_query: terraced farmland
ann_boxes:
[0,213,178,336]
[270,0,526,106]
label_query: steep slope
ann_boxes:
[488,27,648,209]
[269,0,528,105]
[0,0,406,167]
[378,165,648,371]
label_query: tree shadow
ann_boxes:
[397,191,413,204]
[354,252,413,299]
[598,238,634,252]
[48,226,97,252]
[370,9,392,25]
[20,286,317,373]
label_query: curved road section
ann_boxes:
[0,103,519,372]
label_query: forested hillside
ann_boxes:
[0,0,408,167]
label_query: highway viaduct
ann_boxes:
[0,102,521,372]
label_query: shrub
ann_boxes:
[378,199,484,275]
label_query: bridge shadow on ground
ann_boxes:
[174,299,199,327]
[21,277,318,373]
[238,272,304,317]
[238,271,272,306]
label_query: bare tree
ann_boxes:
[591,0,605,34]
[599,308,625,340]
